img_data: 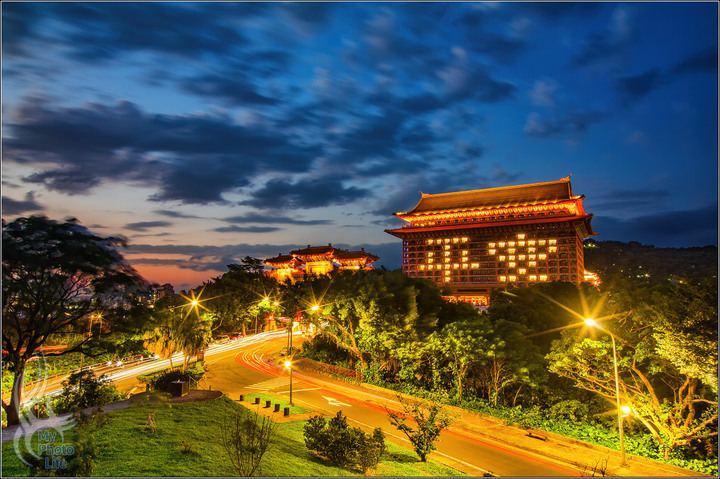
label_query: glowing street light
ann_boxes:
[585,318,628,467]
[284,360,293,406]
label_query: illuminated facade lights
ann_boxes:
[385,178,597,306]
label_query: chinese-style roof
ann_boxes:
[290,244,336,257]
[334,248,380,262]
[265,254,304,266]
[397,178,576,216]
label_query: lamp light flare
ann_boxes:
[584,318,596,326]
[311,305,319,311]
[284,360,291,369]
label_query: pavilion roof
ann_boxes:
[397,178,578,216]
[265,254,303,265]
[334,248,380,262]
[290,244,336,257]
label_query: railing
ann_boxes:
[294,357,363,381]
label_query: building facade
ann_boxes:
[265,244,380,281]
[385,178,596,307]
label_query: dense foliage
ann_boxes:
[53,369,124,414]
[2,216,144,426]
[583,240,717,283]
[303,410,385,473]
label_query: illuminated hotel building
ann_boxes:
[265,244,380,281]
[385,178,597,307]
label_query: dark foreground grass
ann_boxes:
[2,395,466,477]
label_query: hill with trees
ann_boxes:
[583,240,717,284]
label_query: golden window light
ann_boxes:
[528,240,536,245]
[508,255,515,260]
[549,246,557,253]
[539,239,546,245]
[517,234,526,239]
[462,257,468,262]
[528,247,536,253]
[498,275,507,282]
[529,275,537,281]
[498,242,506,247]
[509,275,517,281]
[519,268,526,274]
[529,261,537,267]
[453,238,459,243]
[549,239,557,245]
[518,241,525,246]
[498,255,506,261]
[471,263,479,268]
[488,249,496,255]
[529,254,536,260]
[488,242,496,248]
[518,254,526,260]
[539,254,547,260]
[508,262,516,267]
[461,237,468,242]
[462,250,468,255]
[508,248,516,254]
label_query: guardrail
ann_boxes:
[19,353,153,388]
[294,357,364,381]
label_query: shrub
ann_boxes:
[146,363,204,392]
[220,405,277,477]
[52,370,124,414]
[303,411,385,472]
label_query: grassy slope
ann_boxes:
[2,395,466,477]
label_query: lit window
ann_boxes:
[444,270,451,275]
[462,264,468,269]
[528,240,536,246]
[529,275,537,281]
[508,255,515,260]
[528,247,536,253]
[517,234,526,239]
[488,242,496,248]
[549,246,557,253]
[444,245,450,250]
[471,263,479,269]
[453,264,459,269]
[508,248,516,254]
[444,277,451,282]
[539,254,547,260]
[519,268,527,274]
[529,254,536,260]
[489,249,496,255]
[518,255,526,260]
[461,237,468,242]
[444,258,450,263]
[462,250,468,255]
[509,275,517,282]
[419,265,426,270]
[428,259,434,263]
[518,241,525,246]
[539,275,548,281]
[529,261,537,267]
[444,251,451,256]
[508,262,516,267]
[508,241,515,247]
[453,238,459,243]
[498,255,506,261]
[462,257,468,262]
[539,240,547,246]
[427,239,434,245]
[498,242,506,247]
[428,265,433,270]
[498,275,507,282]
[428,252,434,257]
[444,238,450,244]
[549,239,557,245]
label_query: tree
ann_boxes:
[220,405,277,477]
[385,395,453,462]
[427,316,497,402]
[547,280,717,456]
[174,312,212,369]
[2,216,142,426]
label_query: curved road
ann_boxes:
[202,333,579,477]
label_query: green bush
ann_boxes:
[52,370,124,414]
[146,363,205,392]
[303,411,385,472]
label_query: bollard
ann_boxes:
[274,403,280,412]
[283,407,290,416]
[254,397,260,405]
[239,394,244,401]
[265,400,271,408]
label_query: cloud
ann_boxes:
[241,176,370,209]
[212,225,282,233]
[1,192,45,216]
[530,79,558,107]
[4,98,321,204]
[615,69,665,107]
[590,188,671,212]
[671,47,718,75]
[593,203,718,247]
[221,213,331,226]
[124,221,174,232]
[153,209,203,219]
[524,110,605,139]
[437,48,515,102]
[179,73,278,107]
[572,6,635,71]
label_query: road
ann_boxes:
[203,333,579,477]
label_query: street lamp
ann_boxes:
[584,318,627,467]
[284,360,293,406]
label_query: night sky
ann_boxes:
[2,2,718,291]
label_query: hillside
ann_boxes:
[583,240,718,284]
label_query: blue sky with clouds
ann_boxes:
[2,1,717,290]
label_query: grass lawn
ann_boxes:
[2,395,466,477]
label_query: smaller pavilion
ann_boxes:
[264,244,380,281]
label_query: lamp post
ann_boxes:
[585,318,627,467]
[284,360,293,406]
